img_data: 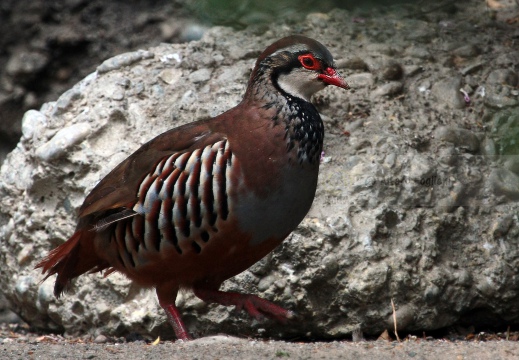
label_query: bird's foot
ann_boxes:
[162,303,192,341]
[193,288,295,323]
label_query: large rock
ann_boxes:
[1,4,519,340]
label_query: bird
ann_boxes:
[36,35,349,340]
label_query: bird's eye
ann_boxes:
[298,54,320,70]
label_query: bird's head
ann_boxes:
[248,35,349,102]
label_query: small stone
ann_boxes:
[381,62,403,81]
[408,154,435,180]
[435,126,479,152]
[111,89,125,101]
[15,276,35,302]
[424,284,440,303]
[180,23,208,42]
[436,184,465,212]
[402,120,416,130]
[325,215,351,238]
[307,12,330,27]
[404,46,432,60]
[6,51,49,78]
[21,110,48,140]
[489,168,519,199]
[370,81,403,99]
[492,215,513,238]
[257,275,275,292]
[336,57,368,71]
[16,245,33,265]
[460,61,485,76]
[404,65,423,77]
[35,123,92,162]
[344,73,374,88]
[431,76,465,109]
[54,88,83,115]
[189,68,212,83]
[159,68,183,85]
[438,145,458,166]
[487,69,518,87]
[480,137,497,157]
[94,335,108,344]
[452,44,480,58]
[503,157,519,174]
[97,50,154,74]
[364,43,398,56]
[485,92,519,109]
[36,280,55,310]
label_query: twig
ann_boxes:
[391,298,401,342]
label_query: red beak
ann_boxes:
[318,67,350,89]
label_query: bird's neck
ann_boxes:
[245,72,324,166]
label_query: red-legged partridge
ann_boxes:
[37,35,349,340]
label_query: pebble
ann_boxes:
[370,81,403,99]
[491,215,513,238]
[344,73,374,88]
[489,168,519,199]
[431,76,466,109]
[408,154,435,180]
[381,62,403,81]
[424,284,440,303]
[97,50,154,74]
[403,65,423,77]
[54,88,83,115]
[94,335,108,344]
[36,280,55,309]
[404,45,432,60]
[189,68,212,83]
[452,44,480,58]
[503,157,519,174]
[35,123,92,162]
[180,23,208,42]
[111,89,125,101]
[159,68,183,85]
[486,69,518,87]
[364,43,399,56]
[460,60,485,76]
[257,275,275,292]
[21,110,48,140]
[6,51,49,78]
[15,276,35,302]
[336,57,368,71]
[436,184,465,213]
[484,92,519,109]
[480,137,496,157]
[435,126,480,152]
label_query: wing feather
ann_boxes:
[79,120,226,218]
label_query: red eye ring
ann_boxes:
[298,54,320,70]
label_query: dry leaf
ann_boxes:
[151,336,160,345]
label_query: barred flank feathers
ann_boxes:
[35,230,108,297]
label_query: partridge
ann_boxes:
[37,35,349,340]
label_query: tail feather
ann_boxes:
[36,229,109,297]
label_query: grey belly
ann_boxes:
[234,166,318,246]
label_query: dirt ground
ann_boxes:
[0,321,518,360]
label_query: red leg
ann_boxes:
[156,284,192,340]
[193,288,295,323]
[162,303,192,341]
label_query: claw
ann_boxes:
[193,288,294,323]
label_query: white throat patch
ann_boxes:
[277,68,326,102]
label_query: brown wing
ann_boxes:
[79,119,227,218]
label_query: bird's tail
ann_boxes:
[35,229,109,297]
